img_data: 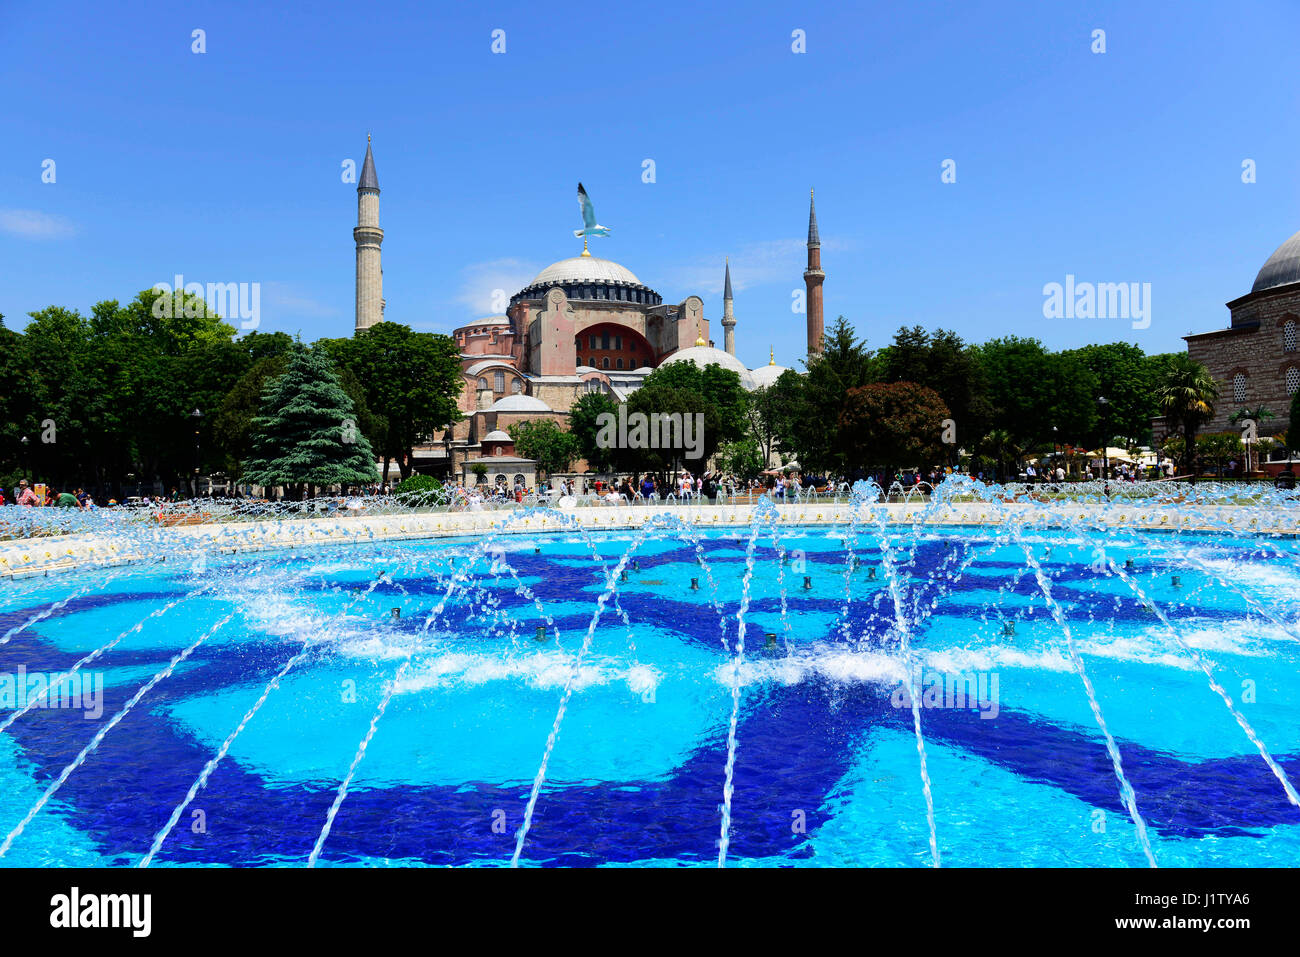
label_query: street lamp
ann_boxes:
[19,435,29,480]
[1052,425,1059,480]
[191,407,203,498]
[1096,396,1111,499]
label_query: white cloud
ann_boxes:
[454,257,540,317]
[0,209,77,240]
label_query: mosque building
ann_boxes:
[352,141,821,481]
[1172,229,1300,444]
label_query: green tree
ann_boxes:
[1228,405,1275,473]
[243,344,378,497]
[623,381,723,477]
[568,391,619,472]
[1155,354,1220,477]
[974,337,1097,448]
[878,327,992,442]
[1064,342,1158,445]
[323,322,463,479]
[839,382,950,474]
[716,437,764,482]
[508,419,581,476]
[776,316,874,476]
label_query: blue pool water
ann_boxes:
[1,523,1298,866]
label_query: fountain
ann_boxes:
[1,477,1298,867]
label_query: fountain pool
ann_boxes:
[1,493,1298,867]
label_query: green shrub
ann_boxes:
[393,474,443,502]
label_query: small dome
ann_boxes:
[531,256,642,287]
[659,346,756,390]
[482,430,512,443]
[488,394,552,413]
[1253,230,1300,293]
[747,364,789,389]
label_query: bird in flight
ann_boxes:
[574,182,612,240]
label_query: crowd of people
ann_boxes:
[1,479,100,509]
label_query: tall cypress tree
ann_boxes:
[243,343,377,495]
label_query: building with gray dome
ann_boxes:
[1181,229,1300,440]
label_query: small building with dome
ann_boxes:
[1179,228,1300,440]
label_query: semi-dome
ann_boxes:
[1252,230,1300,293]
[513,255,661,307]
[660,345,757,390]
[488,394,553,413]
[482,430,513,443]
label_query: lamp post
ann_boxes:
[1096,396,1110,499]
[1052,425,1059,482]
[191,407,203,498]
[19,435,29,481]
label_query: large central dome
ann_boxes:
[531,255,642,287]
[1252,230,1300,294]
[512,254,661,306]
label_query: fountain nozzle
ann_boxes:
[535,626,547,642]
[391,608,401,619]
[690,577,699,590]
[803,576,813,590]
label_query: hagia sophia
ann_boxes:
[351,140,825,483]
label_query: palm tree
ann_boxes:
[978,429,1020,482]
[1155,355,1219,479]
[1229,405,1275,474]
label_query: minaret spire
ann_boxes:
[721,257,737,355]
[354,137,384,333]
[803,189,824,358]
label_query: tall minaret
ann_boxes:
[354,137,384,333]
[721,257,737,356]
[803,189,824,359]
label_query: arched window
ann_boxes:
[601,331,610,349]
[494,371,505,392]
[514,474,525,487]
[616,357,624,369]
[602,357,610,369]
[1287,366,1300,395]
[510,379,522,394]
[495,474,507,487]
[1232,372,1247,404]
[478,377,488,390]
[1285,319,1298,353]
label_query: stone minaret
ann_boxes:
[803,189,824,358]
[721,258,737,355]
[354,137,384,333]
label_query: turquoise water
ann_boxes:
[1,523,1298,866]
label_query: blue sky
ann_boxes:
[3,0,1298,368]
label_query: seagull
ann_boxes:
[573,182,611,240]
